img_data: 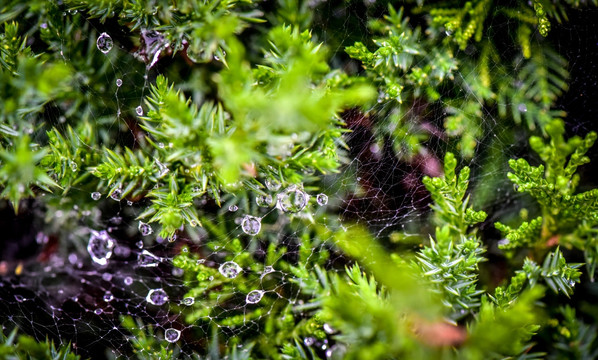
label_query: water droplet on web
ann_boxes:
[103,291,114,302]
[138,221,153,236]
[136,240,144,249]
[146,288,169,306]
[323,323,335,334]
[124,276,133,285]
[228,205,238,212]
[196,259,205,265]
[263,266,274,275]
[265,178,281,191]
[172,267,184,276]
[304,337,315,346]
[445,28,453,36]
[116,78,122,87]
[277,185,308,213]
[135,106,143,116]
[102,273,113,281]
[110,188,122,201]
[168,234,177,243]
[158,142,165,149]
[316,193,328,206]
[91,192,101,200]
[87,230,115,266]
[518,103,528,113]
[246,290,264,304]
[219,261,242,279]
[256,194,273,207]
[96,32,113,54]
[164,328,181,343]
[94,308,103,315]
[138,250,161,267]
[69,161,78,171]
[182,297,195,306]
[241,215,261,236]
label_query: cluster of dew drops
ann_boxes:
[234,181,329,237]
[93,31,334,344]
[95,32,144,116]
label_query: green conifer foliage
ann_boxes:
[1,0,598,359]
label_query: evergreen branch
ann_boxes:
[423,152,487,234]
[495,216,543,250]
[417,228,485,317]
[90,147,160,199]
[0,22,32,74]
[491,248,581,308]
[0,136,58,213]
[427,0,492,50]
[41,124,97,193]
[0,326,80,359]
[137,175,202,239]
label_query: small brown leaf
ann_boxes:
[412,319,467,347]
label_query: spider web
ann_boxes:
[1,3,597,360]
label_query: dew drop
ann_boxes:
[181,297,195,306]
[518,103,528,113]
[323,323,335,334]
[265,178,281,191]
[136,106,143,116]
[116,78,122,87]
[304,337,315,346]
[138,221,153,236]
[263,266,274,275]
[196,259,206,265]
[172,267,184,276]
[146,288,169,306]
[96,32,113,54]
[218,261,242,279]
[91,192,101,200]
[69,161,78,171]
[110,188,122,201]
[228,204,238,212]
[87,230,115,266]
[164,328,181,343]
[277,185,308,213]
[94,308,103,315]
[168,234,177,243]
[136,240,144,249]
[316,193,328,206]
[256,194,273,207]
[124,276,133,285]
[241,215,261,236]
[138,250,161,267]
[246,290,264,304]
[103,291,114,302]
